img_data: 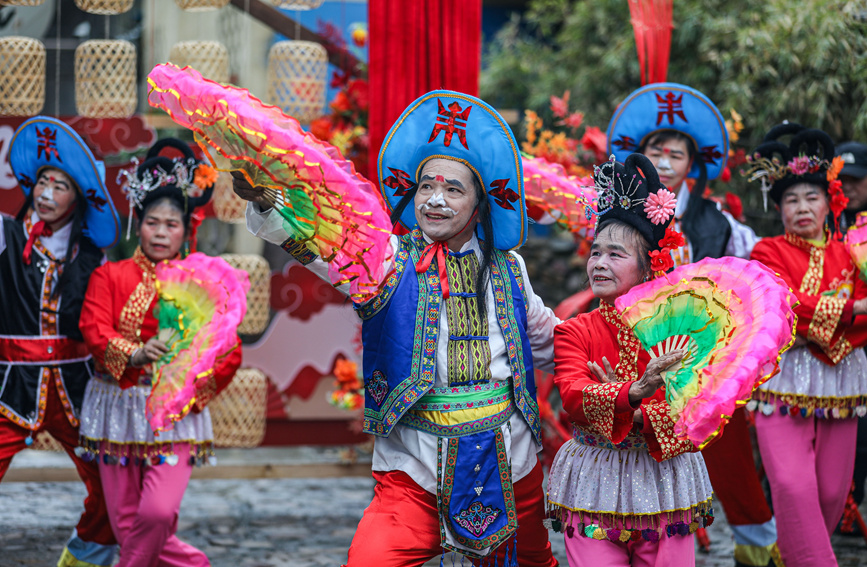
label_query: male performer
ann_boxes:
[235,91,559,566]
[0,116,119,567]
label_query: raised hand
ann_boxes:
[231,170,270,209]
[628,348,685,404]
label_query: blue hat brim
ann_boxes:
[606,83,728,180]
[10,116,120,249]
[378,90,527,251]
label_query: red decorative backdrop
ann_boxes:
[367,0,482,182]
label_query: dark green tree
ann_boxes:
[482,0,867,233]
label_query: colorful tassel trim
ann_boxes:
[75,438,215,467]
[747,396,867,419]
[543,512,713,542]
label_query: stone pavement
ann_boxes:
[1,447,865,566]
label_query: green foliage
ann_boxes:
[481,0,867,234]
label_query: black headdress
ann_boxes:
[744,123,838,209]
[120,138,216,235]
[594,153,676,251]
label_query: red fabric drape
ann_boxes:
[367,0,482,185]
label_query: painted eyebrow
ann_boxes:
[38,175,70,187]
[419,174,465,189]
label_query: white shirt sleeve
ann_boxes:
[722,210,761,259]
[510,251,560,373]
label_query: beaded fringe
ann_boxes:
[543,500,714,543]
[76,437,215,467]
[748,391,867,419]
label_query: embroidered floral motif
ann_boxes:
[644,402,696,461]
[453,501,502,537]
[367,370,389,406]
[808,295,846,349]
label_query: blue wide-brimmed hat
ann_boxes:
[378,90,527,251]
[607,83,728,180]
[10,116,120,249]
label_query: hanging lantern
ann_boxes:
[267,40,327,124]
[0,0,45,5]
[174,0,230,10]
[75,40,137,118]
[168,41,230,84]
[30,430,64,452]
[212,170,246,223]
[209,368,268,448]
[74,0,134,15]
[220,253,271,335]
[269,0,324,8]
[0,37,45,117]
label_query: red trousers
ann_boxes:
[702,408,773,526]
[0,377,115,547]
[346,461,558,567]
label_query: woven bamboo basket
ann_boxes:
[267,41,327,124]
[0,37,45,117]
[0,0,45,5]
[168,41,229,84]
[269,0,324,8]
[175,0,230,10]
[220,253,270,335]
[74,0,133,14]
[209,368,267,448]
[212,171,246,223]
[75,40,137,118]
[30,430,64,452]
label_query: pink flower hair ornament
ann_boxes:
[644,188,677,225]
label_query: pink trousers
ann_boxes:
[754,412,858,567]
[563,527,694,567]
[99,443,209,567]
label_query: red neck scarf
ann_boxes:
[22,220,53,265]
[413,211,479,299]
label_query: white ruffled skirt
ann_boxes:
[79,374,215,466]
[752,347,867,418]
[546,432,713,543]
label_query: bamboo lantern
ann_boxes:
[267,41,327,124]
[0,0,45,5]
[168,41,230,84]
[269,0,324,8]
[174,0,230,10]
[74,0,134,14]
[212,171,246,223]
[0,37,45,116]
[209,368,268,448]
[30,430,64,452]
[220,253,271,335]
[75,40,137,118]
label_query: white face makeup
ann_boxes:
[413,158,479,248]
[416,191,459,216]
[32,168,77,229]
[656,157,674,174]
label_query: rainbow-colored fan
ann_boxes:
[146,63,393,301]
[845,212,867,281]
[614,257,797,447]
[147,253,250,433]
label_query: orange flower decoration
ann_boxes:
[334,358,361,391]
[827,156,844,181]
[194,164,219,190]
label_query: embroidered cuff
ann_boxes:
[280,237,318,265]
[582,382,632,443]
[642,401,696,462]
[808,295,846,348]
[105,338,139,381]
[825,335,854,365]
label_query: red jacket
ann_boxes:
[554,302,698,462]
[750,233,867,365]
[80,247,241,411]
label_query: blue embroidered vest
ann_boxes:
[356,230,541,442]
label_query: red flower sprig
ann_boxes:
[649,227,684,276]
